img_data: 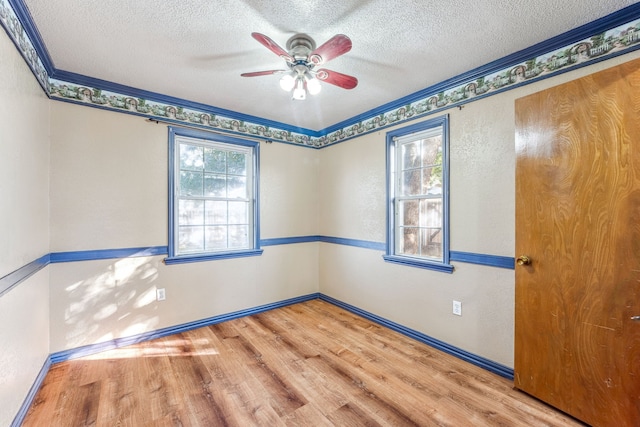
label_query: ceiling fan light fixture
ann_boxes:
[292,77,306,100]
[306,76,321,95]
[279,73,296,91]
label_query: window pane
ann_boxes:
[401,142,420,169]
[422,166,442,195]
[205,226,227,250]
[401,170,421,196]
[180,171,203,196]
[178,199,204,225]
[205,200,227,225]
[180,144,203,171]
[204,174,226,197]
[228,176,247,198]
[204,148,226,173]
[421,136,441,166]
[398,200,419,226]
[229,225,249,248]
[399,227,419,255]
[227,152,246,175]
[420,228,442,259]
[420,199,442,227]
[229,201,248,225]
[178,226,204,252]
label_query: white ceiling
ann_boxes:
[22,0,639,131]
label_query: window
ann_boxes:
[384,115,452,273]
[166,127,262,264]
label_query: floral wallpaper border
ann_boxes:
[1,0,639,148]
[318,17,640,145]
[0,0,49,91]
[49,79,313,146]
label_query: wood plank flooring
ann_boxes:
[22,300,585,426]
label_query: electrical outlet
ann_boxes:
[156,288,166,301]
[452,300,462,316]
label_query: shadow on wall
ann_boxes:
[59,256,162,350]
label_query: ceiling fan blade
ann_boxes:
[315,68,358,89]
[251,32,293,63]
[241,70,287,77]
[309,34,352,65]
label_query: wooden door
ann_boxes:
[514,58,640,426]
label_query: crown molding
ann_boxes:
[2,0,640,148]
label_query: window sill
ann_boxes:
[165,249,263,265]
[383,255,454,273]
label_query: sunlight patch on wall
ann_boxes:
[61,256,160,349]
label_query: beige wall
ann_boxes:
[4,13,640,422]
[0,29,50,426]
[318,50,640,367]
[48,102,320,352]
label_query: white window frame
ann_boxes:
[384,115,453,273]
[165,127,262,265]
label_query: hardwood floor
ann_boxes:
[23,300,584,426]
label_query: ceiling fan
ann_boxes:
[241,32,358,100]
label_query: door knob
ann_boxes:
[516,255,531,266]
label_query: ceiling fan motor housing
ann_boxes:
[286,34,316,61]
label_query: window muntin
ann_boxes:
[385,115,452,272]
[167,127,261,263]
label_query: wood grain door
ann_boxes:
[514,58,640,426]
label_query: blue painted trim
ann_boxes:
[320,236,386,251]
[0,254,49,298]
[0,244,515,300]
[164,249,264,265]
[51,69,319,138]
[10,356,52,427]
[260,235,386,251]
[318,294,514,380]
[383,255,455,273]
[261,235,321,246]
[50,246,167,263]
[50,293,320,363]
[168,127,177,258]
[450,251,515,270]
[254,139,262,249]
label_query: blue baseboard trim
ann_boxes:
[50,292,321,364]
[48,291,513,377]
[15,292,513,425]
[450,251,515,270]
[11,356,52,427]
[318,294,514,380]
[0,254,49,298]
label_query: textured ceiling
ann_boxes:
[22,0,639,130]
